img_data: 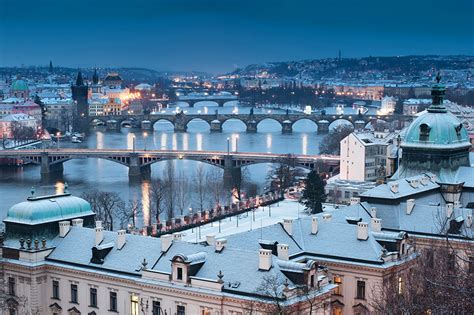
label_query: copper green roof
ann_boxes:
[11,79,28,91]
[4,193,94,225]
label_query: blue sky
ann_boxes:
[1,0,473,73]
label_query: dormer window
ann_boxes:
[177,267,183,280]
[419,123,431,141]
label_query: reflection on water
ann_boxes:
[141,181,150,226]
[0,118,325,227]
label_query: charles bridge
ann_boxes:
[89,111,415,133]
[0,149,340,184]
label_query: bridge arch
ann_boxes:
[329,118,355,131]
[185,118,211,132]
[194,100,219,108]
[256,118,282,132]
[140,156,226,169]
[90,118,106,127]
[221,118,247,132]
[152,119,175,131]
[292,118,319,132]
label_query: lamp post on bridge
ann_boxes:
[143,132,148,151]
[132,135,136,153]
[226,137,230,155]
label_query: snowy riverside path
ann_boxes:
[180,200,342,243]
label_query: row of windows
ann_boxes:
[332,276,366,300]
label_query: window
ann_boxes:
[70,284,78,303]
[356,280,365,299]
[52,280,60,299]
[419,123,431,141]
[8,277,15,296]
[90,288,97,307]
[109,292,117,311]
[152,301,161,315]
[333,276,343,295]
[177,267,183,280]
[310,274,315,287]
[131,295,139,315]
[177,305,186,315]
[202,309,211,315]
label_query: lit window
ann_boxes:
[333,276,343,295]
[131,295,139,315]
[398,277,403,295]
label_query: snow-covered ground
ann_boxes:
[180,200,344,243]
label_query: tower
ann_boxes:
[71,71,89,132]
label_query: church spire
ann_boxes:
[92,68,99,85]
[75,71,84,86]
[428,72,447,113]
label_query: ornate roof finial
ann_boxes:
[436,71,441,84]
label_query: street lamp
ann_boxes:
[143,132,148,151]
[132,135,136,153]
[226,137,230,155]
[56,132,60,149]
[189,207,193,232]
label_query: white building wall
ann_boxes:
[340,133,366,181]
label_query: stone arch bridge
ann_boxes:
[90,112,414,133]
[0,149,340,185]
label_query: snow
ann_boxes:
[180,200,340,243]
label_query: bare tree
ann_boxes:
[81,190,125,230]
[267,154,297,198]
[10,122,36,142]
[242,275,293,314]
[206,167,223,208]
[319,124,353,155]
[196,164,206,211]
[149,178,165,223]
[162,160,176,221]
[176,170,189,216]
[118,199,142,229]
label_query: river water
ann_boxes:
[0,103,375,226]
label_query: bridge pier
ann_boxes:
[210,120,222,132]
[282,120,293,134]
[40,153,64,179]
[128,154,151,178]
[317,120,329,134]
[246,121,257,133]
[354,120,365,131]
[174,123,187,132]
[223,155,242,189]
[106,120,120,131]
[141,120,152,130]
[217,100,225,107]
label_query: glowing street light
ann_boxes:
[143,132,148,151]
[56,132,61,149]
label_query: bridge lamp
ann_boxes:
[179,154,183,159]
[143,132,148,151]
[56,132,61,149]
[226,137,230,155]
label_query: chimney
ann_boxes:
[258,249,272,271]
[95,221,103,246]
[277,244,289,261]
[71,218,83,227]
[161,234,173,252]
[357,222,369,241]
[371,218,382,232]
[390,183,399,193]
[421,176,429,186]
[311,216,318,234]
[370,207,377,218]
[206,234,216,246]
[59,221,70,238]
[350,197,360,205]
[454,200,461,209]
[467,214,472,228]
[117,230,126,250]
[409,178,419,188]
[406,199,415,215]
[215,238,227,252]
[322,213,332,222]
[283,218,293,236]
[173,232,182,241]
[446,203,454,218]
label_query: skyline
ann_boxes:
[1,0,474,73]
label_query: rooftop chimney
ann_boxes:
[283,218,293,236]
[71,218,83,227]
[161,234,173,252]
[117,230,126,250]
[406,199,415,215]
[206,234,216,246]
[390,183,399,194]
[371,218,382,232]
[311,216,318,234]
[95,222,104,246]
[215,238,227,252]
[446,203,454,218]
[350,197,361,205]
[409,178,419,188]
[322,213,332,222]
[259,249,272,271]
[370,207,377,218]
[467,214,472,228]
[420,176,429,186]
[277,244,289,261]
[357,222,369,241]
[59,221,70,238]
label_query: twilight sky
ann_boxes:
[1,0,473,73]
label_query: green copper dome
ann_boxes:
[4,193,94,225]
[11,79,29,91]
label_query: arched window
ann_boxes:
[419,123,431,141]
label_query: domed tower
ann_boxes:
[392,74,471,181]
[10,75,29,99]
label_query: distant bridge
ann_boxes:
[0,149,340,184]
[89,112,414,133]
[177,94,238,107]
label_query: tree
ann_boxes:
[318,124,353,155]
[117,200,142,229]
[242,275,293,314]
[195,164,206,211]
[162,160,176,221]
[149,179,165,224]
[206,168,223,208]
[300,171,326,214]
[267,154,297,198]
[33,94,47,125]
[10,122,36,142]
[176,170,189,216]
[81,190,124,230]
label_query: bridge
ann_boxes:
[90,111,415,133]
[0,149,340,185]
[177,94,238,107]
